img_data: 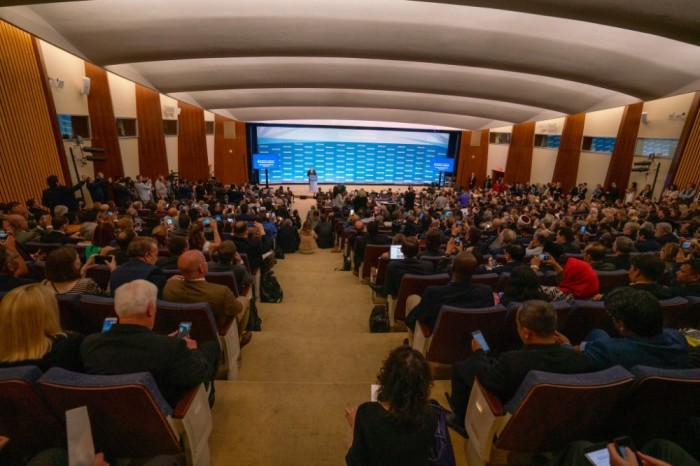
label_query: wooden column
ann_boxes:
[666,92,700,189]
[135,84,169,179]
[604,102,643,190]
[177,102,209,181]
[85,62,125,178]
[214,115,248,185]
[456,130,489,189]
[551,113,586,192]
[504,122,536,184]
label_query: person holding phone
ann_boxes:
[446,300,593,437]
[531,256,599,302]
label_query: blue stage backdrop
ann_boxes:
[248,124,458,184]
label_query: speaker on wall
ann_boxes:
[81,77,91,96]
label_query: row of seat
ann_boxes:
[0,365,211,465]
[411,297,700,378]
[466,364,700,465]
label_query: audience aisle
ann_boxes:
[208,248,468,465]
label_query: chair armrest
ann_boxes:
[218,317,235,337]
[173,385,201,418]
[476,379,504,416]
[418,321,431,338]
[466,379,509,464]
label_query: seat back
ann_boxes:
[419,255,442,271]
[426,305,507,365]
[77,295,119,335]
[562,301,619,345]
[496,366,635,452]
[596,270,629,294]
[374,256,392,287]
[205,272,239,297]
[394,273,450,322]
[56,293,89,334]
[361,244,390,280]
[498,302,571,354]
[471,273,499,290]
[155,300,221,347]
[624,366,700,444]
[239,253,253,274]
[659,297,690,329]
[0,366,64,458]
[681,296,700,328]
[85,265,111,290]
[37,368,180,458]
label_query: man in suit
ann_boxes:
[635,227,661,252]
[373,236,434,298]
[156,235,188,271]
[81,279,218,408]
[207,240,252,292]
[232,221,270,273]
[446,300,593,436]
[468,172,477,191]
[668,259,700,297]
[491,244,526,275]
[40,217,73,244]
[109,237,167,297]
[164,250,251,346]
[405,251,494,335]
[306,167,317,177]
[353,221,391,275]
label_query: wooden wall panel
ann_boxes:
[456,130,488,189]
[0,21,66,205]
[214,115,248,185]
[504,122,536,184]
[135,84,168,179]
[666,92,700,189]
[604,102,643,190]
[85,62,124,178]
[551,113,586,191]
[177,102,209,181]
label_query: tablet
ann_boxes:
[389,244,404,260]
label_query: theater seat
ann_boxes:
[37,368,211,466]
[389,273,450,328]
[596,270,629,294]
[205,271,240,297]
[85,265,111,290]
[359,244,390,283]
[471,273,500,290]
[77,294,119,335]
[0,366,64,461]
[413,304,507,378]
[562,300,619,345]
[659,296,691,329]
[56,293,88,334]
[466,366,635,466]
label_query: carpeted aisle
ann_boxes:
[209,247,468,465]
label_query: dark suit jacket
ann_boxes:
[405,281,495,331]
[109,259,167,297]
[208,261,253,288]
[40,231,72,244]
[81,324,214,408]
[627,283,673,300]
[668,282,700,298]
[233,236,266,272]
[491,261,523,276]
[163,279,239,330]
[383,258,435,297]
[635,239,661,252]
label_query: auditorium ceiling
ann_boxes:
[2,0,699,130]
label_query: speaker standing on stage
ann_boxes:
[307,167,317,177]
[307,167,318,193]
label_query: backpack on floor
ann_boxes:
[260,271,284,303]
[342,255,352,271]
[247,298,262,331]
[369,304,389,333]
[428,400,456,466]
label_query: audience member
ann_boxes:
[582,243,616,271]
[81,280,219,407]
[109,237,167,297]
[0,284,83,371]
[353,221,390,273]
[532,256,599,302]
[668,259,700,297]
[40,217,72,244]
[207,240,252,290]
[298,220,318,254]
[156,236,188,270]
[374,237,434,298]
[499,265,546,306]
[276,219,301,253]
[41,246,110,296]
[0,240,34,292]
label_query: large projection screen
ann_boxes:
[253,125,454,184]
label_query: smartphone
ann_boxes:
[445,211,451,217]
[349,209,355,216]
[102,317,117,333]
[540,253,549,261]
[614,437,636,460]
[485,223,491,229]
[0,230,6,241]
[682,241,692,250]
[582,437,636,466]
[203,218,211,225]
[227,218,234,223]
[176,322,192,339]
[181,205,187,210]
[215,215,222,222]
[471,330,490,353]
[580,226,586,234]
[166,218,173,225]
[454,237,461,246]
[107,211,113,216]
[93,255,108,265]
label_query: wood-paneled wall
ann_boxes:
[85,62,124,178]
[666,92,700,189]
[551,113,586,191]
[0,22,66,204]
[504,122,536,184]
[456,130,488,189]
[135,84,169,179]
[177,102,209,181]
[604,102,643,190]
[214,116,248,185]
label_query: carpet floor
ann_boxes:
[209,231,468,465]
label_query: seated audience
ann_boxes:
[499,265,546,306]
[417,228,445,258]
[0,284,83,371]
[345,345,438,466]
[105,228,136,265]
[109,237,167,297]
[405,251,494,334]
[609,236,636,270]
[532,256,599,302]
[298,220,318,254]
[0,240,34,292]
[623,254,672,299]
[207,240,252,290]
[40,217,72,244]
[491,244,526,275]
[85,221,116,260]
[655,222,679,246]
[447,300,592,436]
[156,235,188,270]
[41,246,110,296]
[81,280,219,408]
[374,237,434,298]
[635,227,661,252]
[558,287,689,370]
[276,219,300,253]
[314,214,335,249]
[582,243,616,271]
[668,258,700,297]
[164,250,251,346]
[353,221,390,273]
[659,241,681,272]
[232,221,269,273]
[189,219,221,254]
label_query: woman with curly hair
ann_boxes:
[345,345,438,466]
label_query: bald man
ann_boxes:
[163,250,251,347]
[405,251,495,335]
[4,214,38,244]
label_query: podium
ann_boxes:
[308,175,318,193]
